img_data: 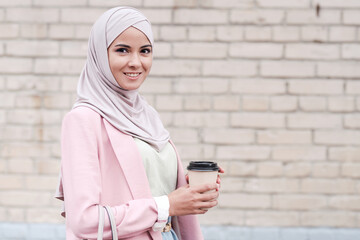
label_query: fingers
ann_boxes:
[192,183,217,193]
[218,166,225,173]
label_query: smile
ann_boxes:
[124,72,141,77]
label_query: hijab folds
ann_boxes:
[74,6,170,151]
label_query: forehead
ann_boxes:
[111,27,151,46]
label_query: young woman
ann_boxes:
[55,6,223,240]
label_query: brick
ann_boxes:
[344,10,360,24]
[217,146,271,160]
[287,10,341,24]
[219,177,244,192]
[261,61,315,78]
[341,163,360,178]
[174,0,197,7]
[176,145,202,160]
[203,129,255,144]
[245,26,271,41]
[75,25,91,39]
[140,77,172,94]
[36,159,60,174]
[329,27,356,42]
[198,209,244,225]
[174,78,230,94]
[246,211,299,227]
[288,114,341,129]
[213,95,240,111]
[312,163,339,178]
[1,143,52,158]
[357,97,360,111]
[245,178,299,193]
[7,208,25,222]
[315,131,360,145]
[301,179,356,194]
[1,125,33,141]
[43,93,71,109]
[313,0,360,7]
[26,208,63,223]
[271,96,297,112]
[328,96,355,112]
[7,75,61,91]
[0,58,32,73]
[6,8,59,23]
[174,43,227,59]
[61,41,87,57]
[301,26,328,42]
[231,113,285,128]
[257,162,283,177]
[273,146,326,161]
[174,112,228,127]
[0,24,19,38]
[7,109,42,125]
[200,0,253,8]
[299,96,327,112]
[189,27,216,41]
[257,0,310,8]
[144,0,175,7]
[61,76,79,92]
[220,193,271,209]
[284,163,311,177]
[0,92,15,107]
[329,196,360,210]
[167,128,198,144]
[184,95,211,110]
[216,26,243,41]
[0,0,31,5]
[60,8,105,23]
[25,175,58,190]
[7,40,59,57]
[203,60,257,77]
[0,175,23,189]
[156,95,182,111]
[88,0,142,6]
[273,195,327,210]
[34,58,85,74]
[231,10,284,24]
[20,23,47,38]
[257,130,311,145]
[286,43,339,60]
[228,162,256,177]
[153,42,171,58]
[49,24,75,39]
[242,96,269,112]
[301,211,356,227]
[342,44,360,59]
[288,79,343,95]
[160,26,186,41]
[229,43,283,59]
[174,9,227,24]
[231,79,286,94]
[273,26,300,42]
[8,158,34,174]
[33,0,86,6]
[330,147,360,161]
[40,126,61,141]
[151,60,201,76]
[345,114,360,128]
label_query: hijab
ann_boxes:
[73,6,170,152]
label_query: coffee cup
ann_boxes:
[187,161,219,190]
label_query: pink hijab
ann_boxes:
[73,6,170,151]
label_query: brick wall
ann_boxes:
[0,0,359,229]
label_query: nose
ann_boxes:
[128,53,141,68]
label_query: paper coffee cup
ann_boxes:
[187,161,219,189]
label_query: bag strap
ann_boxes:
[104,206,118,240]
[97,205,105,240]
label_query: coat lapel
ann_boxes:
[103,119,152,200]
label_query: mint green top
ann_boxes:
[134,138,178,197]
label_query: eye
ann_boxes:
[115,48,128,53]
[141,48,152,54]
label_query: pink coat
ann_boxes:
[55,107,204,240]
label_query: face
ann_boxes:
[107,27,153,90]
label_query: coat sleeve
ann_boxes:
[61,108,160,239]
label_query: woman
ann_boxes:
[55,6,222,240]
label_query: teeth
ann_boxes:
[126,73,140,77]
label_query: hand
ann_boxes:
[168,183,219,216]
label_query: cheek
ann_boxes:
[143,58,153,71]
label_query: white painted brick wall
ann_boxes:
[1,0,359,231]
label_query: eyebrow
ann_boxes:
[114,44,153,49]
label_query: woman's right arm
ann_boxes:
[61,108,159,239]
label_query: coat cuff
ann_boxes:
[152,195,169,231]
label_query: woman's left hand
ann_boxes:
[186,166,225,190]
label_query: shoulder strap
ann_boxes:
[104,206,118,240]
[97,205,105,240]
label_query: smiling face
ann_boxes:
[107,27,153,90]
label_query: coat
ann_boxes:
[55,106,204,240]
